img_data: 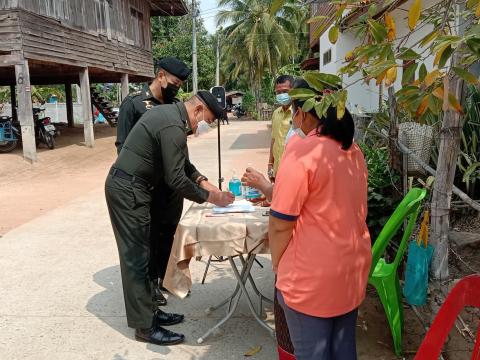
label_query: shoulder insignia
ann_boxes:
[143,100,154,110]
[131,90,142,97]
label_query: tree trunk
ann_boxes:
[430,74,464,280]
[388,87,402,172]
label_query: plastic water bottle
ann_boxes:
[228,170,242,197]
[243,163,261,201]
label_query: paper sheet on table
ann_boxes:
[213,199,256,214]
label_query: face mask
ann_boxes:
[285,126,295,145]
[291,110,307,139]
[161,82,179,103]
[276,93,291,105]
[195,120,210,137]
[195,109,210,137]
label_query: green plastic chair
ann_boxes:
[368,187,427,356]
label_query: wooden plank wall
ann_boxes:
[0,0,155,79]
[17,10,154,77]
[0,11,22,53]
[15,0,152,49]
[0,0,18,9]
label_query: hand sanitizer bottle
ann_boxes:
[228,170,242,197]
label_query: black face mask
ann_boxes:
[161,83,180,103]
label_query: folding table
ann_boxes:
[163,203,275,343]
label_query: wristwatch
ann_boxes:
[195,175,208,185]
[267,168,274,178]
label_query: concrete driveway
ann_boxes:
[0,120,420,359]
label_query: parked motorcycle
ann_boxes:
[32,107,57,149]
[232,104,246,118]
[0,115,20,153]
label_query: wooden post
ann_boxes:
[14,60,36,162]
[65,83,74,128]
[121,73,129,101]
[430,74,464,280]
[79,67,94,147]
[10,85,17,123]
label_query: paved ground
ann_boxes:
[0,120,455,359]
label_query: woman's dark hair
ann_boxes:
[291,78,354,150]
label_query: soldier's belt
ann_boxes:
[109,168,153,190]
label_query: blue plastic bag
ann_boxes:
[403,211,434,306]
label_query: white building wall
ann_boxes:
[392,0,437,92]
[319,25,379,113]
[319,28,337,74]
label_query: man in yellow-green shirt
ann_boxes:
[268,75,294,182]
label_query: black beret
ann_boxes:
[155,57,192,81]
[196,90,224,120]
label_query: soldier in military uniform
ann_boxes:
[115,57,191,308]
[115,57,191,153]
[105,91,234,345]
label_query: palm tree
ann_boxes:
[216,0,304,110]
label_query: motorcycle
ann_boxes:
[0,115,20,153]
[32,107,57,149]
[232,104,246,118]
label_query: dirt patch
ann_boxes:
[0,124,117,235]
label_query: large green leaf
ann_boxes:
[439,45,454,68]
[453,67,479,84]
[302,98,316,112]
[270,0,286,15]
[419,30,438,47]
[316,73,342,87]
[402,62,418,85]
[466,38,480,56]
[336,90,347,119]
[463,162,480,182]
[289,88,316,100]
[467,0,480,9]
[306,16,328,24]
[367,19,388,43]
[419,63,427,82]
[398,48,421,60]
[314,95,332,119]
[366,60,396,78]
[303,72,324,92]
[329,25,339,44]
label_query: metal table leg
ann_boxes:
[197,254,257,344]
[228,255,275,338]
[237,255,274,316]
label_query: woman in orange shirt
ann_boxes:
[243,78,371,360]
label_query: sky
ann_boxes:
[198,0,222,34]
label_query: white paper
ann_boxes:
[212,199,256,214]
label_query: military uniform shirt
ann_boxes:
[115,84,178,154]
[113,102,209,204]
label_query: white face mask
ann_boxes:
[292,110,306,139]
[285,126,295,145]
[195,108,211,137]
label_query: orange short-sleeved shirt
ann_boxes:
[271,130,372,318]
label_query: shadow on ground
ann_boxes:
[229,129,271,150]
[86,255,277,359]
